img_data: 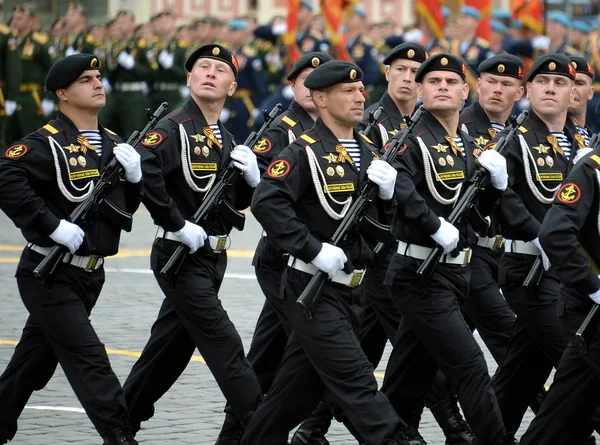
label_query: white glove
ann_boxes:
[431,217,460,254]
[220,108,231,123]
[590,285,600,304]
[113,143,142,183]
[272,22,287,35]
[478,149,508,191]
[367,160,397,200]
[173,221,207,254]
[64,46,79,57]
[50,220,85,254]
[311,243,348,279]
[403,28,424,43]
[532,35,551,51]
[41,99,55,117]
[574,147,594,165]
[102,78,112,94]
[158,50,174,69]
[117,51,135,70]
[179,86,190,99]
[5,100,17,116]
[531,237,551,271]
[231,145,260,188]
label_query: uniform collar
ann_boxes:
[289,100,315,131]
[379,92,406,129]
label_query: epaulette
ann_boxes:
[277,113,297,131]
[168,108,192,125]
[37,122,61,137]
[85,34,96,45]
[359,133,374,145]
[137,38,147,49]
[0,24,9,35]
[585,153,600,169]
[475,37,490,48]
[297,132,319,146]
[32,32,48,44]
[361,36,374,45]
[178,39,190,48]
[242,45,257,57]
[517,125,529,134]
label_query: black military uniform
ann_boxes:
[121,44,263,435]
[381,54,508,445]
[520,150,600,444]
[215,52,334,444]
[0,55,143,445]
[241,61,413,445]
[491,54,578,439]
[566,55,595,151]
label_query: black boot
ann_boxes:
[429,393,474,445]
[290,401,332,445]
[215,412,245,445]
[387,424,428,445]
[582,436,596,445]
[103,425,138,445]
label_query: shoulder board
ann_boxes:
[298,133,318,145]
[178,39,190,48]
[278,114,297,130]
[242,45,257,57]
[361,36,373,45]
[151,36,160,44]
[32,32,48,44]
[137,38,147,49]
[85,34,96,44]
[518,125,529,134]
[0,24,9,35]
[37,123,61,137]
[359,133,374,145]
[476,37,489,47]
[585,153,600,169]
[168,108,191,125]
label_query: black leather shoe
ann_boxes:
[290,402,332,445]
[103,426,138,445]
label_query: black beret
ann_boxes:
[45,54,101,92]
[526,53,575,82]
[304,61,364,89]
[286,52,334,81]
[478,54,524,80]
[415,53,466,83]
[185,44,239,78]
[568,55,595,79]
[383,42,429,65]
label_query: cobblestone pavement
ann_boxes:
[0,208,566,444]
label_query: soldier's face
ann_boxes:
[314,81,366,126]
[477,73,524,115]
[527,74,574,118]
[187,58,237,102]
[58,70,105,110]
[65,8,83,29]
[418,72,468,113]
[386,59,421,103]
[291,68,317,114]
[568,73,594,116]
[11,11,32,33]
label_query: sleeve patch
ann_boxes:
[141,131,164,147]
[267,159,291,178]
[4,144,28,158]
[252,137,272,154]
[557,183,581,204]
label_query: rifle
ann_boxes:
[296,105,427,320]
[160,103,283,288]
[575,304,599,353]
[361,106,383,139]
[33,102,169,286]
[417,110,529,278]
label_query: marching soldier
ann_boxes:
[215,51,334,445]
[147,10,188,110]
[100,10,151,138]
[242,60,417,445]
[490,54,579,442]
[345,8,381,96]
[4,4,58,143]
[381,53,511,445]
[0,54,143,445]
[60,2,97,57]
[570,20,590,55]
[567,55,595,163]
[122,44,263,438]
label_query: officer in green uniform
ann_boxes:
[60,2,97,57]
[5,4,58,143]
[147,10,188,110]
[100,10,151,138]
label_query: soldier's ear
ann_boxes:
[56,89,68,102]
[227,81,238,97]
[384,65,390,82]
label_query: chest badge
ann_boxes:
[432,143,448,153]
[336,165,345,177]
[474,136,489,147]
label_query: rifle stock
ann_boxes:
[296,105,426,319]
[33,102,169,286]
[576,304,599,353]
[159,103,283,288]
[523,256,544,289]
[416,110,529,278]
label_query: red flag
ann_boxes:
[511,0,544,34]
[320,0,357,61]
[283,0,302,68]
[415,0,445,41]
[466,0,491,41]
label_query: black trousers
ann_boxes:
[382,254,506,445]
[0,248,128,440]
[520,291,600,445]
[240,267,402,445]
[492,253,568,436]
[123,239,262,429]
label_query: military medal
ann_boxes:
[575,133,585,150]
[488,128,497,139]
[546,156,554,167]
[537,157,545,167]
[335,145,354,165]
[78,155,86,167]
[327,167,335,176]
[336,165,344,177]
[446,155,454,167]
[444,135,463,156]
[194,146,201,155]
[432,143,448,153]
[438,157,446,167]
[546,135,563,156]
[77,135,97,155]
[203,127,222,149]
[69,157,78,166]
[202,146,210,157]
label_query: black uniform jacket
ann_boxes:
[139,97,253,235]
[362,92,408,149]
[251,117,396,270]
[0,112,143,256]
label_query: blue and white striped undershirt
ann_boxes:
[339,139,361,170]
[452,136,466,157]
[490,122,505,133]
[575,125,591,147]
[550,131,572,159]
[80,130,103,156]
[210,124,222,144]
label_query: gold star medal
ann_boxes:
[64,143,80,153]
[322,153,338,163]
[474,136,489,147]
[533,144,550,154]
[191,134,206,143]
[432,143,448,153]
